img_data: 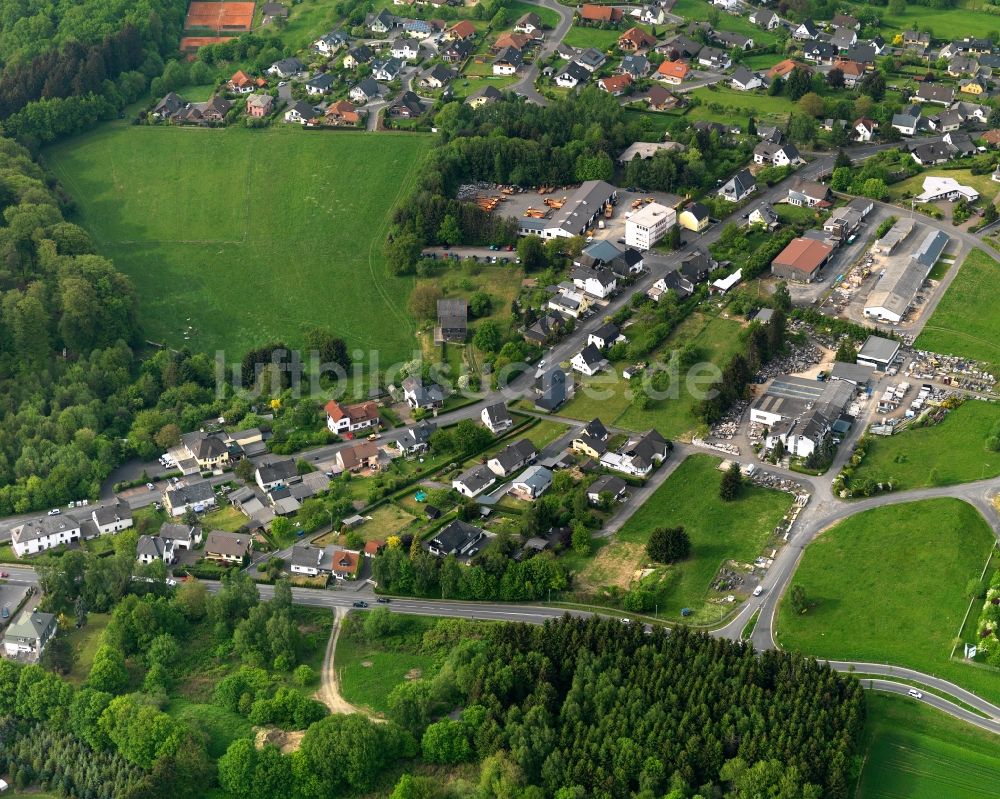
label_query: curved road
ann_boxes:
[508,0,573,104]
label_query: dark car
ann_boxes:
[352,600,368,608]
[376,597,391,604]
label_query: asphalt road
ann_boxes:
[865,679,1000,734]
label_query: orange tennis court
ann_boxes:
[184,2,255,32]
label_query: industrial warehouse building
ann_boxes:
[750,376,855,457]
[770,237,834,282]
[864,227,949,323]
[517,180,618,238]
[856,335,900,371]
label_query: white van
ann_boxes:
[752,585,763,597]
[907,689,923,699]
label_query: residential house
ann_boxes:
[534,367,569,412]
[466,84,502,107]
[511,465,553,500]
[428,520,484,556]
[255,459,297,492]
[181,431,231,470]
[656,60,689,85]
[648,270,694,301]
[767,59,805,81]
[325,100,361,126]
[403,18,434,38]
[634,3,667,25]
[677,201,710,232]
[823,204,865,241]
[697,46,731,70]
[515,11,543,35]
[452,465,496,497]
[619,54,650,78]
[903,30,931,49]
[330,550,360,580]
[136,534,174,565]
[344,45,374,69]
[388,90,424,117]
[337,440,380,473]
[571,343,609,377]
[588,322,623,351]
[445,20,476,40]
[524,311,566,344]
[289,544,333,577]
[576,47,607,72]
[599,74,633,95]
[600,429,670,477]
[284,100,317,124]
[830,27,857,51]
[854,117,877,141]
[786,179,831,207]
[163,480,216,517]
[487,439,537,477]
[92,500,133,536]
[247,93,274,117]
[646,84,683,110]
[914,83,956,106]
[435,298,467,342]
[834,59,865,88]
[832,13,859,29]
[579,3,624,23]
[571,266,617,298]
[400,421,436,454]
[267,57,305,78]
[350,77,381,104]
[659,33,701,60]
[961,76,988,95]
[314,30,349,55]
[731,66,764,91]
[11,516,81,557]
[401,375,445,410]
[481,403,513,434]
[618,26,657,52]
[718,168,756,202]
[929,109,963,132]
[261,2,288,23]
[792,20,820,40]
[306,72,336,95]
[803,41,837,65]
[944,130,977,157]
[891,106,923,136]
[204,530,252,564]
[441,38,474,63]
[3,611,57,659]
[492,32,529,52]
[366,9,397,33]
[391,38,420,60]
[420,63,455,88]
[680,248,715,282]
[748,203,780,229]
[160,523,202,552]
[587,474,628,505]
[227,70,266,93]
[750,9,779,29]
[493,46,523,75]
[910,139,958,166]
[714,30,753,51]
[753,141,802,166]
[915,175,980,202]
[373,57,404,81]
[842,42,878,67]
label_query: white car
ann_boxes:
[146,482,156,490]
[47,508,61,516]
[907,689,923,699]
[753,585,764,597]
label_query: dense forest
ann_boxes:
[210,614,866,799]
[384,92,754,275]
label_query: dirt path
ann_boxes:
[315,607,363,715]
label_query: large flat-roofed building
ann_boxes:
[771,237,833,282]
[752,377,855,457]
[750,376,829,426]
[517,180,618,239]
[625,202,676,249]
[857,335,900,371]
[864,228,949,323]
[873,218,914,254]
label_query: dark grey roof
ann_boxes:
[431,520,483,553]
[483,402,512,427]
[455,464,495,492]
[136,535,166,560]
[205,530,251,558]
[93,500,132,526]
[491,438,537,472]
[165,480,215,507]
[588,474,627,496]
[257,458,297,484]
[858,335,900,363]
[583,417,609,440]
[160,523,201,544]
[576,342,605,367]
[591,322,620,343]
[560,62,591,83]
[307,72,336,90]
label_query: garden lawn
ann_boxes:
[578,454,792,622]
[916,250,1000,370]
[672,0,779,45]
[356,504,418,539]
[850,0,1000,40]
[559,313,745,439]
[166,698,252,759]
[44,125,431,361]
[857,693,1000,799]
[336,613,442,714]
[199,504,248,533]
[688,86,795,125]
[889,170,1000,203]
[777,498,1000,705]
[64,613,111,685]
[562,26,622,50]
[850,400,1000,490]
[502,0,561,28]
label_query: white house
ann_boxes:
[255,458,297,491]
[325,399,380,434]
[452,464,496,497]
[289,544,333,576]
[915,176,980,202]
[163,480,217,517]
[481,403,513,434]
[555,62,590,89]
[571,266,617,298]
[571,343,609,377]
[391,39,420,60]
[625,202,676,249]
[588,322,623,351]
[136,534,174,565]
[267,57,305,78]
[753,141,803,167]
[511,465,553,500]
[284,100,316,124]
[854,118,876,142]
[3,611,57,659]
[92,500,133,535]
[599,429,669,477]
[718,168,756,203]
[487,439,537,477]
[11,516,82,558]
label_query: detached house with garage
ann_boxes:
[487,439,537,477]
[452,464,497,497]
[556,62,591,88]
[753,141,803,167]
[255,458,297,492]
[428,520,484,557]
[481,403,513,434]
[164,480,217,517]
[325,399,380,435]
[401,376,444,410]
[571,343,609,377]
[718,168,756,202]
[11,516,81,557]
[204,530,252,564]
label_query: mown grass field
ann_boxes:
[576,454,792,622]
[850,400,1000,490]
[777,499,1000,705]
[44,125,431,361]
[858,693,1000,799]
[63,613,111,685]
[916,250,1000,370]
[562,26,622,50]
[688,86,796,125]
[889,170,1000,203]
[847,0,1000,40]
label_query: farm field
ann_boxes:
[777,498,1000,706]
[575,454,792,622]
[847,0,1000,40]
[916,250,1000,370]
[857,693,1000,799]
[44,125,431,361]
[560,313,745,439]
[849,400,1000,490]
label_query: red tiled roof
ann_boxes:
[657,60,689,80]
[619,26,656,48]
[331,550,359,574]
[581,3,623,21]
[448,20,476,39]
[773,238,832,275]
[599,74,632,93]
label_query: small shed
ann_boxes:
[342,514,366,529]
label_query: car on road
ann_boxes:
[146,482,155,490]
[47,508,60,516]
[907,689,923,699]
[367,432,379,441]
[352,600,369,608]
[376,597,391,603]
[0,572,8,578]
[753,585,764,597]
